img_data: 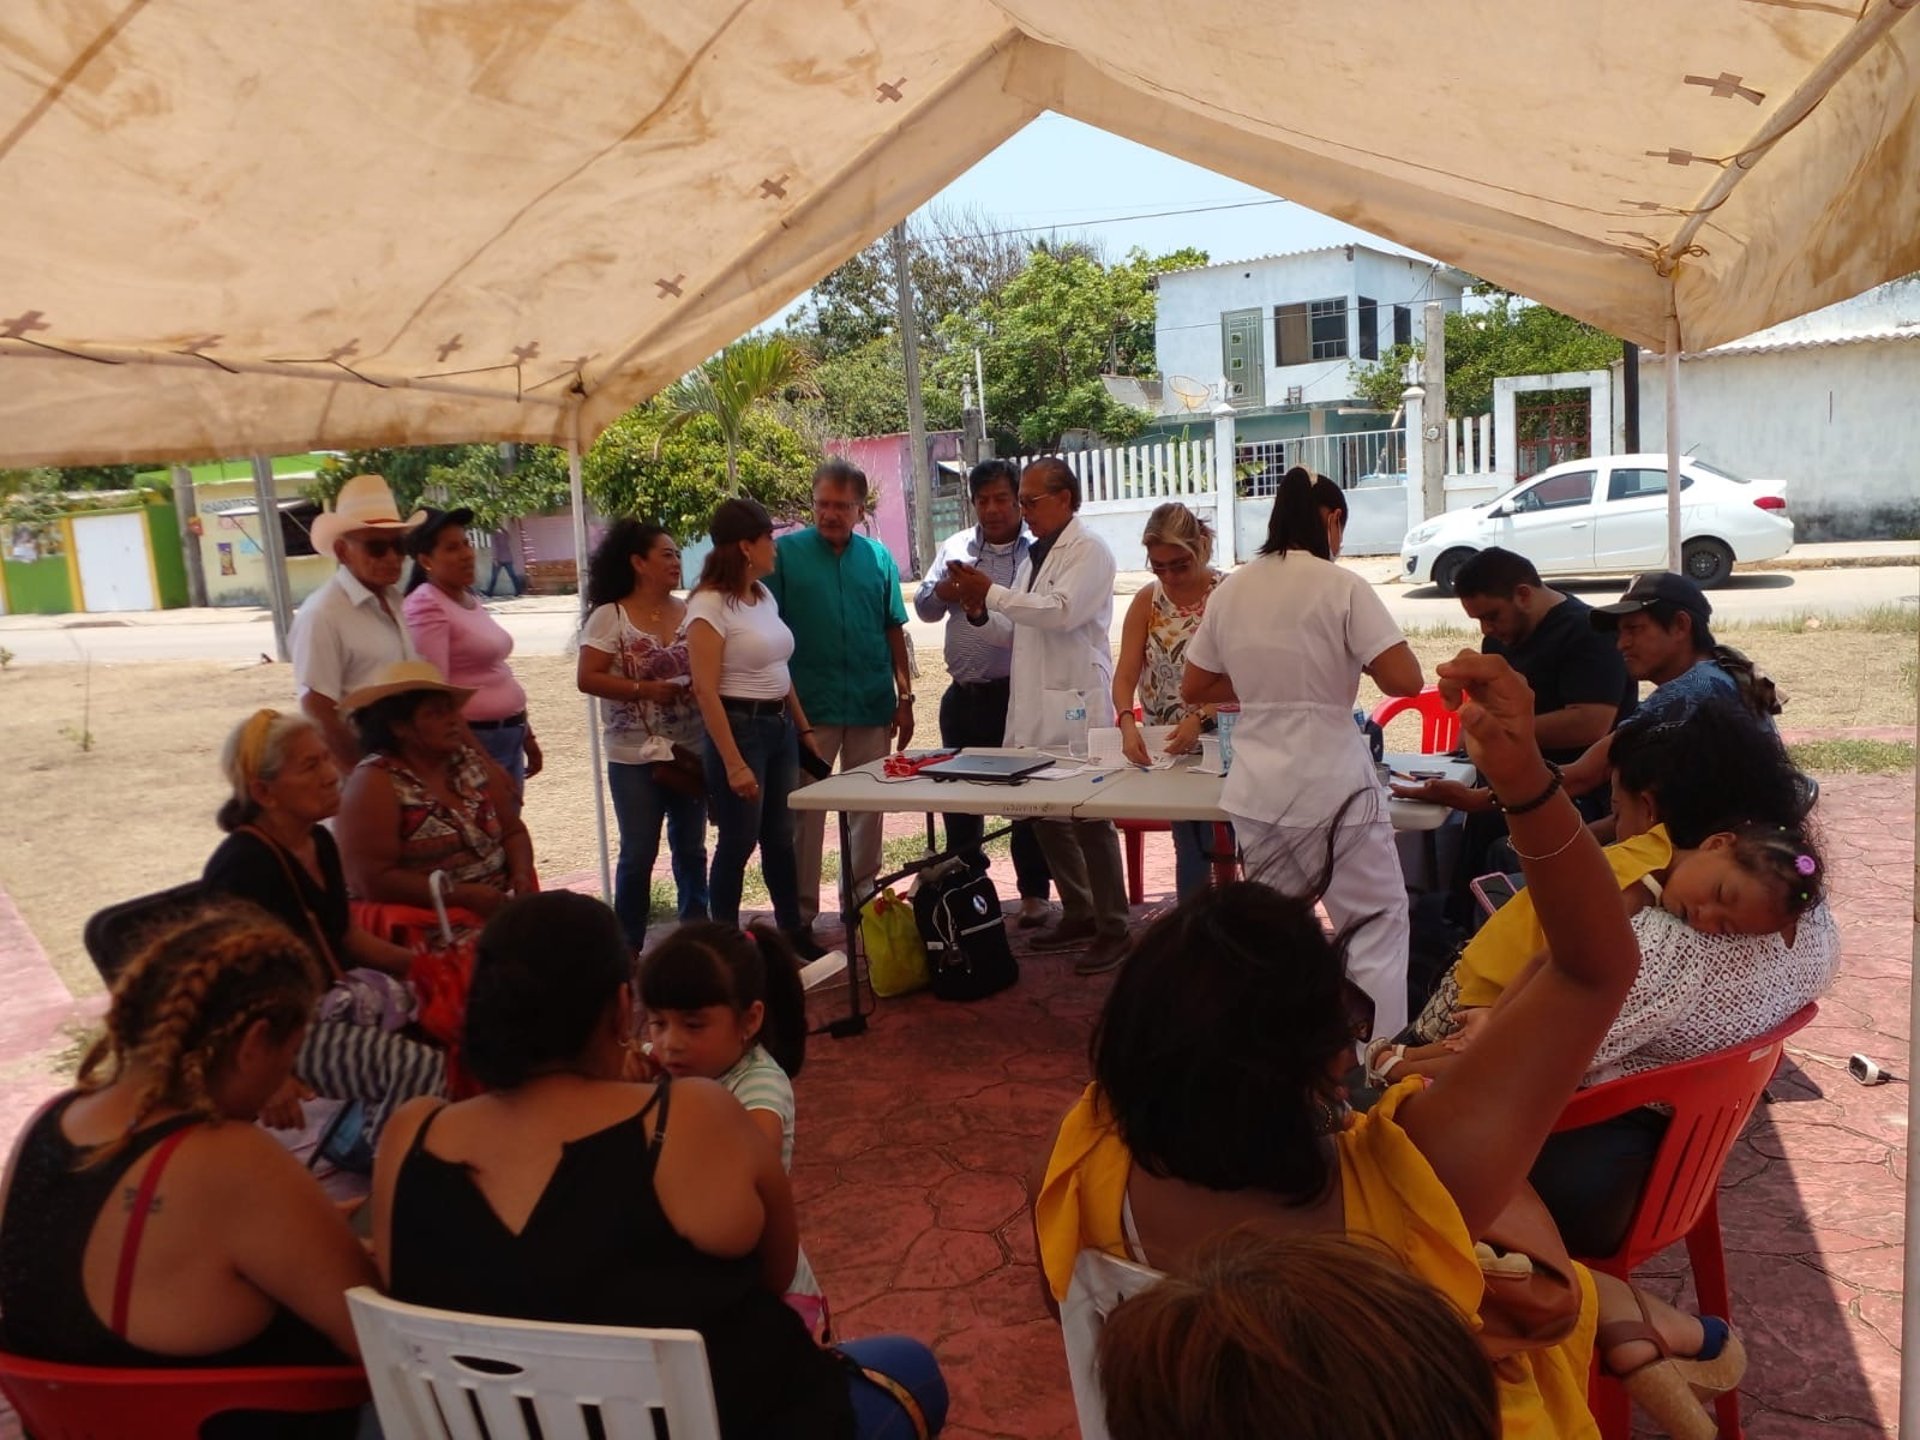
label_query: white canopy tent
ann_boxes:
[4,2,1918,1418]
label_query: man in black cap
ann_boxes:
[1590,571,1738,721]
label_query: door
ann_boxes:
[72,511,157,612]
[1220,308,1264,408]
[1593,464,1693,571]
[1489,468,1597,574]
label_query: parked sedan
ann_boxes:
[1400,454,1793,592]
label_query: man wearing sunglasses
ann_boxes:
[291,473,423,767]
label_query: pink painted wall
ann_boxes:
[827,430,962,579]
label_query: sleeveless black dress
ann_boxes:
[388,1078,852,1440]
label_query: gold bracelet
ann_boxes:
[1509,817,1586,863]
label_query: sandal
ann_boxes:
[1597,1290,1747,1440]
[1363,1039,1408,1087]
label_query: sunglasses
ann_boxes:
[353,536,404,559]
[1148,556,1193,577]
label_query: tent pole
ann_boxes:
[1905,757,1920,1437]
[1663,304,1681,575]
[568,407,613,903]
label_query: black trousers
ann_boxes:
[937,679,1051,901]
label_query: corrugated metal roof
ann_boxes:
[1680,326,1920,359]
[1155,243,1471,285]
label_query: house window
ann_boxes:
[1393,305,1412,348]
[1273,303,1310,367]
[1309,298,1348,360]
[1357,297,1378,361]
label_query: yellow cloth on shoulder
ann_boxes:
[1453,825,1674,1008]
[1033,1080,1599,1440]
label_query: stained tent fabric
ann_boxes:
[2,0,1919,467]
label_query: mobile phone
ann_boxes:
[799,746,834,781]
[1470,872,1524,916]
[309,1099,373,1173]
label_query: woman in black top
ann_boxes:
[0,905,374,1438]
[371,892,948,1440]
[203,709,445,1138]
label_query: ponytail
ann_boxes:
[744,924,808,1078]
[1259,468,1331,560]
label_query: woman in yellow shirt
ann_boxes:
[1033,654,1744,1440]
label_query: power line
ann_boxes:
[966,197,1291,239]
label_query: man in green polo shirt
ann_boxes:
[766,458,914,938]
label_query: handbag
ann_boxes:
[1471,1182,1586,1362]
[860,889,930,998]
[636,710,707,798]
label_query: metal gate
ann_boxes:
[1513,390,1590,479]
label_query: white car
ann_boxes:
[1400,454,1793,593]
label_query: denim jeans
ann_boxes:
[705,708,802,932]
[474,722,526,789]
[1170,819,1228,899]
[607,760,709,951]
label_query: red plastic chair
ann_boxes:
[1117,819,1239,904]
[1368,687,1460,753]
[0,1352,368,1439]
[1553,1002,1816,1440]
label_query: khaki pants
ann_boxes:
[794,723,892,928]
[1033,818,1130,940]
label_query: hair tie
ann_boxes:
[236,709,281,787]
[1794,854,1817,876]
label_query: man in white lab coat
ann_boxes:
[948,458,1131,974]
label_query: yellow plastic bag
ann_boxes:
[861,888,930,998]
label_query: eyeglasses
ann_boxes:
[1147,556,1193,577]
[354,537,403,559]
[1017,487,1065,510]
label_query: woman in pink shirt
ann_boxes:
[403,509,541,787]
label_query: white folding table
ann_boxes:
[788,749,1476,1036]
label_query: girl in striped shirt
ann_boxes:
[638,922,826,1335]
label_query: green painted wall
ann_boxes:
[143,501,189,608]
[1,558,73,615]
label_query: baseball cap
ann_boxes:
[1590,571,1712,629]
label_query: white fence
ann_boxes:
[1013,439,1215,508]
[1236,430,1407,496]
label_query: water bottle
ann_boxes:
[1065,698,1091,759]
[1214,704,1239,773]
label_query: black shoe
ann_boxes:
[1028,918,1098,952]
[784,928,828,962]
[1073,934,1131,976]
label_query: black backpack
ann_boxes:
[911,858,1019,1002]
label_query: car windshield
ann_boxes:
[1689,458,1748,483]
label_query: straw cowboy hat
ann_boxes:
[338,660,476,716]
[310,474,426,553]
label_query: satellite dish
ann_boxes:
[1167,375,1212,412]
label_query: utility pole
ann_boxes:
[250,454,294,660]
[891,221,933,576]
[170,463,208,607]
[960,380,984,469]
[1420,301,1447,519]
[1622,339,1641,451]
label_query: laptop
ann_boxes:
[919,753,1053,784]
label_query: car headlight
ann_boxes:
[1404,523,1441,547]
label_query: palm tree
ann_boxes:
[656,334,818,490]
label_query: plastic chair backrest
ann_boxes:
[347,1287,722,1440]
[1367,687,1460,754]
[1061,1249,1164,1440]
[0,1350,367,1440]
[81,880,207,987]
[1552,1003,1816,1267]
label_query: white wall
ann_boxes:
[1155,251,1461,414]
[1636,343,1920,540]
[1235,481,1409,560]
[1076,501,1224,571]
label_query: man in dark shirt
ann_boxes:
[1392,547,1634,924]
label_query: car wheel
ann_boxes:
[1682,538,1734,588]
[1431,548,1475,596]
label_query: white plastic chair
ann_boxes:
[1060,1249,1164,1440]
[346,1287,722,1440]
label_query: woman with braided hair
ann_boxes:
[0,905,374,1434]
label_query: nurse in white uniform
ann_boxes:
[1181,468,1425,1038]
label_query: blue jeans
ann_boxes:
[1171,819,1231,898]
[474,722,526,789]
[705,708,802,932]
[607,761,709,951]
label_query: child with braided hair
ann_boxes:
[0,904,375,1436]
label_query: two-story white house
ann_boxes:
[1150,245,1472,431]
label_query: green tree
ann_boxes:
[933,245,1205,452]
[589,403,817,538]
[658,334,818,490]
[308,445,570,525]
[1346,287,1620,418]
[310,447,469,512]
[809,333,964,439]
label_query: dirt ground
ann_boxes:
[0,622,1910,998]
